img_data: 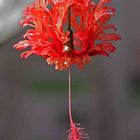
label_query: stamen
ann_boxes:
[63,6,74,53]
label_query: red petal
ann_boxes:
[21,50,36,59]
[102,24,117,31]
[14,41,30,50]
[96,0,111,11]
[96,42,116,52]
[88,50,109,57]
[98,33,121,41]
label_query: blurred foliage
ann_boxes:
[129,75,140,106]
[26,78,87,96]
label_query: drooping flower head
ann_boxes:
[14,0,121,70]
[14,1,121,139]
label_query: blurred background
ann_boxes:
[0,0,139,140]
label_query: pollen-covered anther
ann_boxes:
[64,45,69,51]
[63,45,73,53]
[64,61,68,65]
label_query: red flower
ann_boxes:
[14,0,121,71]
[14,1,121,139]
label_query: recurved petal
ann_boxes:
[14,41,30,50]
[96,42,116,52]
[95,7,115,21]
[95,0,111,11]
[21,50,37,59]
[98,33,121,41]
[88,49,110,57]
[102,24,117,31]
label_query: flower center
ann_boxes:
[63,6,74,53]
[64,29,74,53]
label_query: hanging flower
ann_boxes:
[14,0,121,140]
[14,0,121,70]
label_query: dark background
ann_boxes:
[0,0,140,140]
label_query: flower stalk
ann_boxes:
[68,67,73,124]
[67,67,88,140]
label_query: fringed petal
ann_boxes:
[14,0,121,70]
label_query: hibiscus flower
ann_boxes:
[14,1,121,139]
[14,0,121,70]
